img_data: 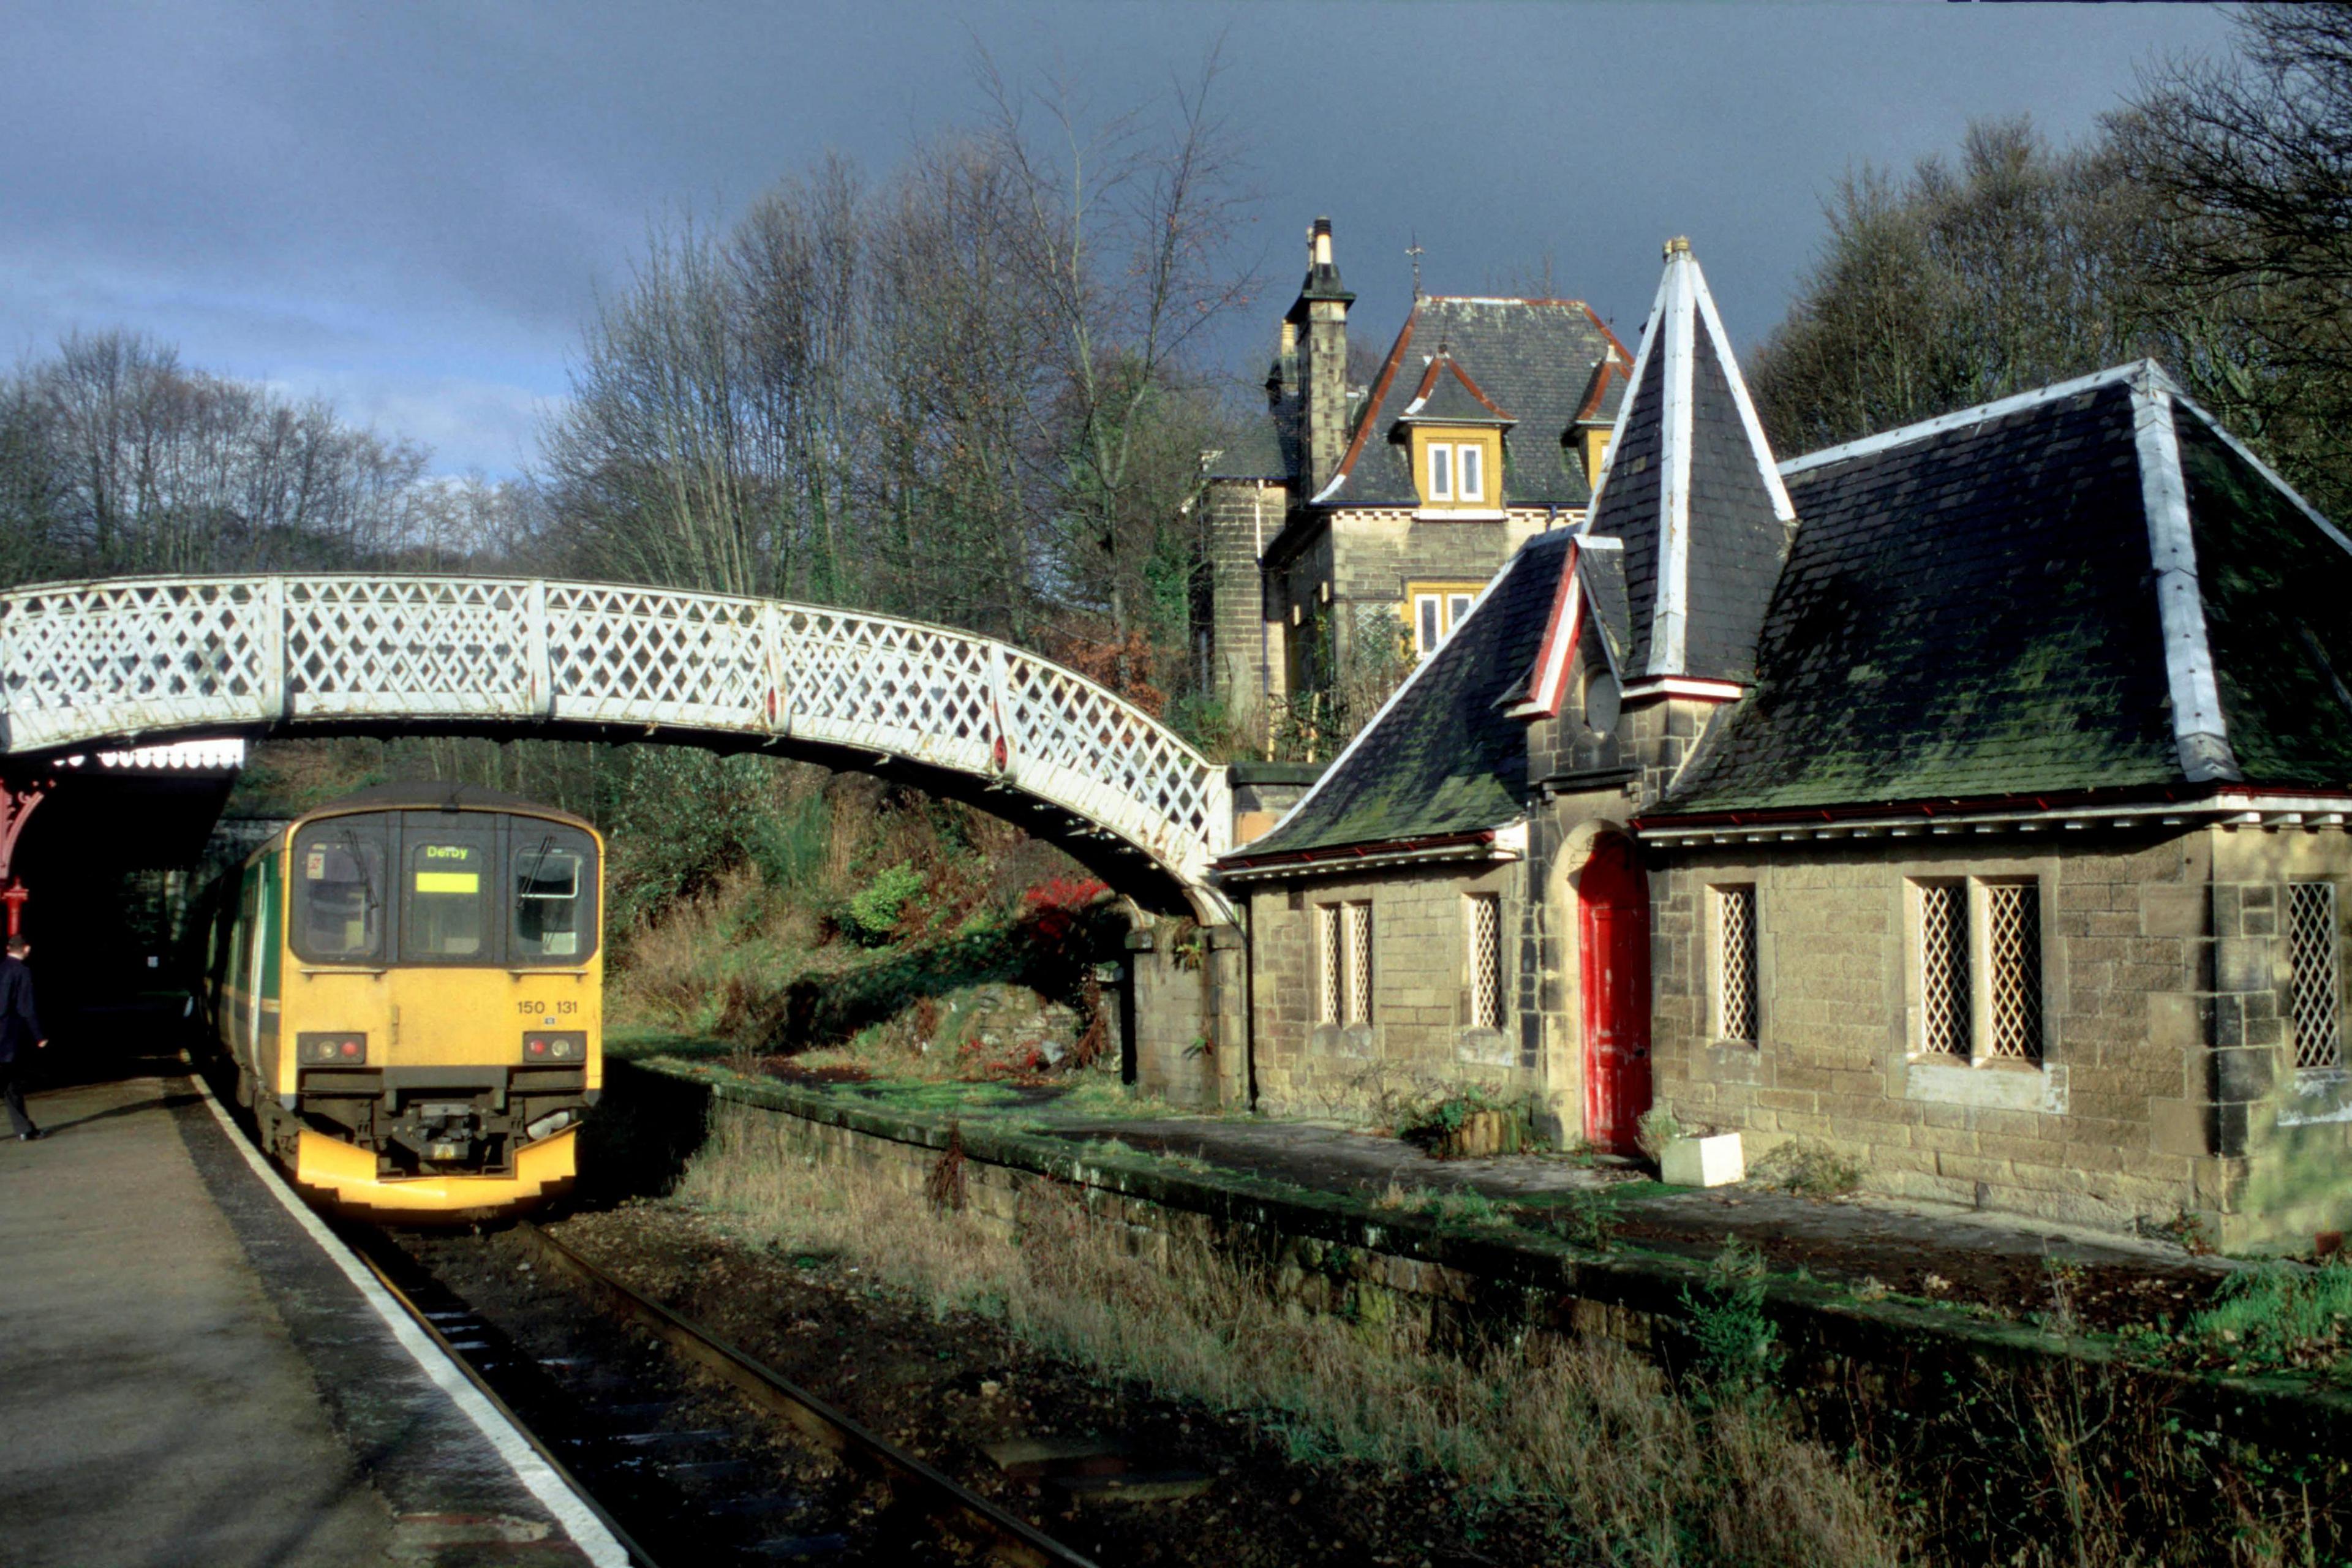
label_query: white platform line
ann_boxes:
[192,1080,631,1568]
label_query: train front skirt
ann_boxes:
[293,1128,578,1215]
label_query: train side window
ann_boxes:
[511,828,595,962]
[292,824,385,963]
[403,835,492,961]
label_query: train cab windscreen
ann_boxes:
[292,822,385,963]
[287,812,598,967]
[512,831,589,959]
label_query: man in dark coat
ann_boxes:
[0,936,48,1140]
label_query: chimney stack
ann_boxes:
[1287,216,1355,494]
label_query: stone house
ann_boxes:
[1198,219,1629,752]
[1215,238,2352,1251]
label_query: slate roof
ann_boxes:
[1225,530,1575,860]
[1204,415,1290,481]
[1309,296,1629,511]
[1655,363,2352,816]
[1398,352,1513,427]
[1585,241,1793,685]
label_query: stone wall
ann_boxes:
[1201,477,1286,737]
[2214,826,2352,1247]
[1644,832,2226,1234]
[1245,858,1532,1123]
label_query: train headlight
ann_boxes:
[296,1032,368,1066]
[522,1030,586,1063]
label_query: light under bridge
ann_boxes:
[0,574,1235,919]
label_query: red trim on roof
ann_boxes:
[1317,307,1419,501]
[1402,350,1516,425]
[1578,302,1635,364]
[1574,353,1629,424]
[1513,542,1583,718]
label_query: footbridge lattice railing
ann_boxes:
[0,575,1231,892]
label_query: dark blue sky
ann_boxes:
[0,2,2236,477]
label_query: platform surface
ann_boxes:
[0,1068,598,1567]
[0,1072,399,1566]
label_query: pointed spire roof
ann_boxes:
[1583,237,1793,686]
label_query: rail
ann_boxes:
[516,1221,1101,1568]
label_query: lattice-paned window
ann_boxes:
[1983,883,2044,1061]
[1316,905,1342,1025]
[2290,882,2342,1069]
[1714,885,1758,1044]
[1467,895,1503,1030]
[1918,882,1971,1058]
[1344,902,1374,1025]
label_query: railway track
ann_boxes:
[345,1221,1101,1568]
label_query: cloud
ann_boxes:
[267,371,565,478]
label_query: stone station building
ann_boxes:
[1210,239,2352,1251]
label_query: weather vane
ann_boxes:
[1406,232,1424,298]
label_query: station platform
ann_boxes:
[0,1061,622,1567]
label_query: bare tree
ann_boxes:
[2115,3,2352,507]
[973,47,1257,686]
[7,330,424,578]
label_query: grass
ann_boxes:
[2168,1259,2352,1376]
[676,1101,1906,1567]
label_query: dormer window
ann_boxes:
[1416,432,1497,508]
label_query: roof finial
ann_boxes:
[1406,230,1424,298]
[1664,235,1692,258]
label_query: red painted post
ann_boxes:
[0,778,53,939]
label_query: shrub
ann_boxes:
[841,861,925,946]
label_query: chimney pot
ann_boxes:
[1313,217,1333,268]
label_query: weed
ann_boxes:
[2137,1208,2219,1256]
[1549,1187,1621,1252]
[1748,1136,1863,1199]
[925,1121,968,1212]
[1370,1183,1515,1229]
[1635,1105,1690,1162]
[1681,1235,1784,1396]
[1396,1085,1542,1158]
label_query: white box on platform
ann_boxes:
[1661,1132,1744,1188]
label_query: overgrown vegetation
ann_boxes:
[1748,1137,1864,1200]
[1394,1083,1545,1159]
[679,1104,1907,1567]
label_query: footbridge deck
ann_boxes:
[0,574,1233,910]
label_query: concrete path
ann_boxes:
[0,1073,399,1568]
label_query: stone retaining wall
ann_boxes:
[607,1058,2352,1463]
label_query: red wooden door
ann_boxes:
[1580,835,1653,1154]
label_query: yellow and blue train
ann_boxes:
[201,783,603,1218]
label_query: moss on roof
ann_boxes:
[1232,532,1572,858]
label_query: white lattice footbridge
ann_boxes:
[0,575,1232,905]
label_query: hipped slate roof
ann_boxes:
[1310,296,1629,511]
[1585,241,1793,685]
[1226,530,1577,860]
[1657,362,2352,815]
